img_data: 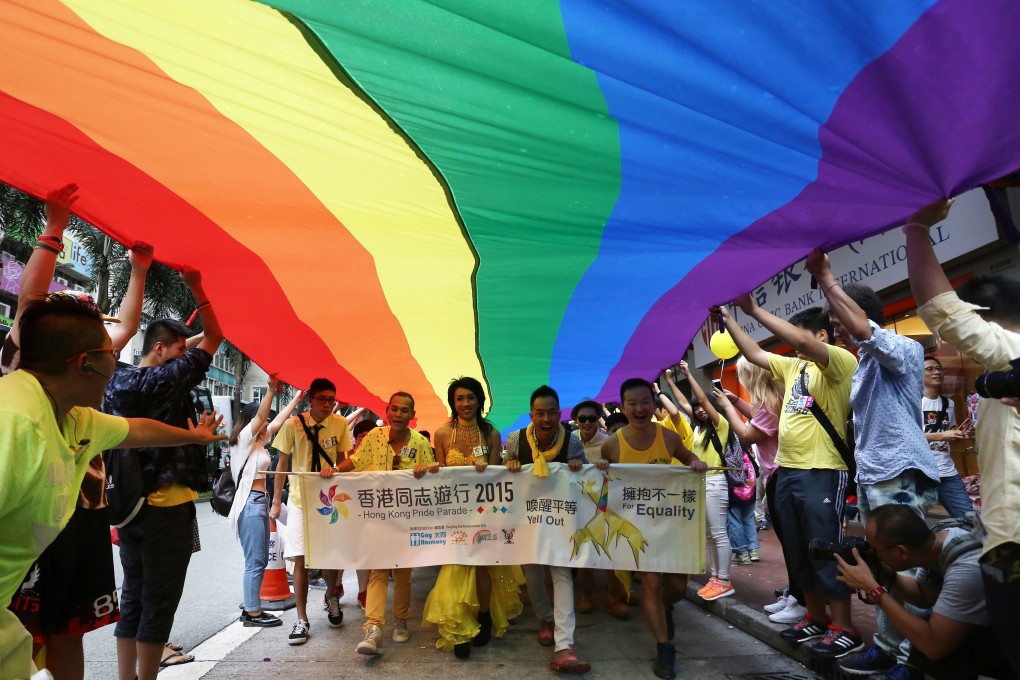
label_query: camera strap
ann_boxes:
[798,363,857,477]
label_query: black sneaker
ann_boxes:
[288,619,310,645]
[240,611,282,627]
[653,642,676,680]
[839,645,896,675]
[808,626,865,659]
[779,617,827,643]
[325,595,343,628]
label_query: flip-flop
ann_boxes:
[164,643,183,652]
[159,651,195,668]
[549,652,591,674]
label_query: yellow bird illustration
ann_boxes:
[570,473,648,567]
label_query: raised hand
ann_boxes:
[44,183,79,233]
[129,242,154,272]
[188,410,227,444]
[906,197,954,230]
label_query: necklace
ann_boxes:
[388,426,411,448]
[450,419,482,453]
[530,426,558,453]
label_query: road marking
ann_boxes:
[159,621,260,679]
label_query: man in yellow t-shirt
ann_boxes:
[334,392,437,655]
[270,378,352,645]
[715,300,862,659]
[1,294,224,680]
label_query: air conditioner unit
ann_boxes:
[0,302,11,318]
[55,277,69,286]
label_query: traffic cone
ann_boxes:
[260,519,295,611]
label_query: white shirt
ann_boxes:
[227,423,273,538]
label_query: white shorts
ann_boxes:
[283,501,305,560]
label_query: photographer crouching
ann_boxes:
[833,505,1014,680]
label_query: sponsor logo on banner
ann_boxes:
[410,530,447,547]
[473,529,498,544]
[502,528,515,544]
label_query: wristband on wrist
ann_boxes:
[37,234,63,247]
[34,241,61,255]
[858,586,888,605]
[904,221,929,230]
[827,281,840,291]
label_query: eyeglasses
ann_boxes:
[576,415,599,424]
[65,347,120,363]
[311,396,337,404]
[923,366,944,373]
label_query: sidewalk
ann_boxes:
[685,524,877,674]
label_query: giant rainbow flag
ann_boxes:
[1,0,1018,431]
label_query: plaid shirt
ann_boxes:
[103,347,213,492]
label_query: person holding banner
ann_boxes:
[332,391,439,655]
[504,385,591,674]
[425,377,522,659]
[270,378,352,646]
[597,377,707,680]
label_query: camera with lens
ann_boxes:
[975,358,1020,399]
[808,535,878,573]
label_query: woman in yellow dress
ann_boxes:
[424,377,523,658]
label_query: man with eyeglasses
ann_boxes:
[102,268,224,680]
[0,293,225,680]
[271,378,352,645]
[921,358,973,519]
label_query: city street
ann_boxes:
[82,503,813,680]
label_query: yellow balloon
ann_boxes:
[710,329,739,360]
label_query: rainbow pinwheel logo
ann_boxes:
[317,485,351,524]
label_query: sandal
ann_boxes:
[159,651,195,668]
[550,647,591,674]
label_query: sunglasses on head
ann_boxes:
[576,415,599,424]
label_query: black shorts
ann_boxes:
[115,502,196,643]
[7,507,118,643]
[772,467,853,599]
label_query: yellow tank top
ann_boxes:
[619,424,672,465]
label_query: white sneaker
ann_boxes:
[769,600,808,624]
[392,618,410,643]
[357,624,383,655]
[764,594,794,614]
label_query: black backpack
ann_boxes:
[103,449,148,528]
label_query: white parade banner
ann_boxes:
[301,463,706,574]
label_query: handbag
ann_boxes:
[708,428,756,504]
[210,452,250,517]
